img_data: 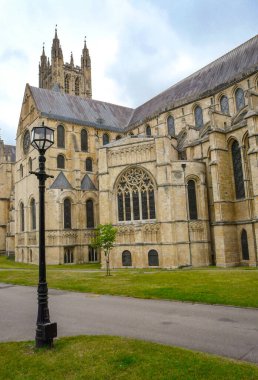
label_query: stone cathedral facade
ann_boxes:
[3,30,258,268]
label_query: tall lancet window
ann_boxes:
[231,140,245,199]
[117,167,156,222]
[167,116,175,136]
[235,88,245,111]
[194,106,203,128]
[220,95,229,114]
[75,77,80,95]
[57,125,65,148]
[65,75,69,93]
[64,198,72,229]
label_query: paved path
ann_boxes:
[1,283,258,364]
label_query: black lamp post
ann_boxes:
[30,121,57,348]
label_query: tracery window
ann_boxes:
[64,75,69,93]
[122,250,132,266]
[57,154,65,169]
[220,95,229,114]
[117,167,156,222]
[241,229,249,260]
[167,116,175,136]
[81,129,88,151]
[235,88,245,111]
[194,106,203,128]
[75,77,80,95]
[64,198,72,229]
[57,125,65,148]
[86,157,93,172]
[187,180,198,220]
[86,199,94,228]
[30,198,36,230]
[146,125,151,136]
[148,250,159,266]
[231,140,245,199]
[20,202,25,232]
[103,133,109,145]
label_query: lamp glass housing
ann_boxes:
[31,123,54,152]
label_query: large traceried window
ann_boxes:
[194,106,203,128]
[187,180,198,220]
[235,88,245,111]
[30,198,36,230]
[64,198,72,229]
[231,140,245,199]
[81,129,88,151]
[57,125,65,148]
[117,167,156,222]
[86,199,94,228]
[167,116,175,136]
[220,95,229,114]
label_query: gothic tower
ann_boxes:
[38,27,92,98]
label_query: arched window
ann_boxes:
[20,202,25,232]
[81,129,88,151]
[241,229,249,260]
[64,248,74,263]
[231,140,245,199]
[188,180,198,220]
[220,95,229,114]
[116,135,122,140]
[117,167,156,221]
[30,198,36,230]
[194,106,203,128]
[57,125,65,148]
[28,157,32,172]
[122,250,132,266]
[148,250,159,266]
[64,75,69,93]
[64,198,71,229]
[103,133,109,145]
[167,116,175,136]
[89,247,98,262]
[235,88,245,111]
[146,125,151,136]
[75,77,80,95]
[57,154,65,169]
[20,164,23,179]
[86,157,93,172]
[86,199,94,228]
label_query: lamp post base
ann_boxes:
[35,322,57,348]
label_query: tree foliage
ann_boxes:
[91,224,117,275]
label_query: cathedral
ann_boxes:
[1,29,258,268]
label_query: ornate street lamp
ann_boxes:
[30,121,57,348]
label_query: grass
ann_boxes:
[0,335,258,380]
[1,260,258,307]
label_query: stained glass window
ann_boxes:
[235,88,245,111]
[31,198,36,230]
[167,116,175,136]
[231,140,245,199]
[103,133,109,145]
[81,129,88,151]
[241,229,249,260]
[57,154,65,169]
[148,250,159,266]
[220,95,229,114]
[57,125,65,148]
[64,198,71,229]
[188,180,198,220]
[194,106,203,128]
[122,250,132,266]
[146,125,151,136]
[86,157,93,171]
[86,199,94,228]
[117,167,156,221]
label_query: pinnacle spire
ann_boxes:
[70,51,74,66]
[51,25,63,60]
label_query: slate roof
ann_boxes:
[81,174,97,190]
[50,172,73,189]
[30,35,258,132]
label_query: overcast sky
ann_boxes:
[0,0,257,145]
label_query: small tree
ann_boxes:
[91,223,117,276]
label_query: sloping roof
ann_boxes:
[4,145,16,162]
[30,35,258,132]
[128,35,258,127]
[50,172,73,189]
[30,85,133,132]
[81,174,97,190]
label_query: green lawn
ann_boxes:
[0,336,258,380]
[1,261,258,307]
